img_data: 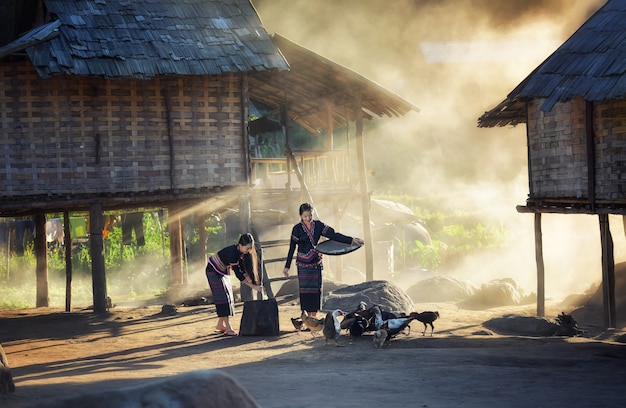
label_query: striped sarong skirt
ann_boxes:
[205,263,234,317]
[297,263,323,312]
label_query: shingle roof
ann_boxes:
[249,34,420,133]
[479,0,626,128]
[18,0,288,79]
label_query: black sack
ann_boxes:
[239,298,280,336]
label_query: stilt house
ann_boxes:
[0,0,418,312]
[478,0,626,327]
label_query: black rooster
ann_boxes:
[348,315,369,338]
[409,311,439,336]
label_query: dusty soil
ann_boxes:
[1,296,626,408]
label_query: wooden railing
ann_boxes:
[250,149,356,189]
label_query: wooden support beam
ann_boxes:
[534,213,544,317]
[89,203,107,314]
[599,214,616,328]
[354,93,374,281]
[168,204,184,286]
[64,211,73,312]
[34,213,48,308]
[586,101,596,211]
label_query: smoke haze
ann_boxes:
[252,0,613,301]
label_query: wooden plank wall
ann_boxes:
[0,62,247,202]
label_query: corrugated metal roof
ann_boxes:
[479,0,626,128]
[249,34,420,134]
[19,0,288,79]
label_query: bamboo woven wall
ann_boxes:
[528,97,626,201]
[0,62,248,206]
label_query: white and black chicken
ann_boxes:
[382,317,415,340]
[374,305,415,342]
[323,309,344,346]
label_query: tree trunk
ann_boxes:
[0,343,16,394]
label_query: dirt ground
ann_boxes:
[1,296,626,408]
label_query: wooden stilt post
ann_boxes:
[239,194,253,301]
[89,203,107,314]
[64,211,72,312]
[168,204,184,287]
[333,200,343,282]
[534,213,545,317]
[599,214,616,328]
[354,93,374,281]
[34,213,48,308]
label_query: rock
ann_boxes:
[323,280,414,314]
[159,304,178,316]
[407,276,478,302]
[32,370,259,408]
[457,278,525,310]
[276,277,347,298]
[483,314,581,337]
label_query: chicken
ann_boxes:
[373,328,388,350]
[348,315,369,338]
[340,301,368,331]
[291,317,304,333]
[301,310,324,338]
[323,309,344,346]
[382,317,415,340]
[371,305,384,331]
[409,311,439,336]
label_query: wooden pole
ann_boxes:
[599,214,616,328]
[89,203,107,314]
[168,204,184,286]
[326,102,334,151]
[64,211,72,312]
[586,101,596,212]
[354,93,374,281]
[534,213,545,317]
[333,199,343,282]
[34,213,48,308]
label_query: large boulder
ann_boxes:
[483,313,582,337]
[457,278,527,310]
[407,276,478,302]
[322,280,415,314]
[33,370,259,408]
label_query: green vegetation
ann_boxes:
[0,212,224,310]
[377,194,508,271]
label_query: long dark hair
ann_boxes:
[299,202,313,215]
[239,233,259,284]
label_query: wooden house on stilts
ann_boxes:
[0,0,418,313]
[479,0,626,327]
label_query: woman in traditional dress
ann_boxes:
[206,233,263,336]
[283,203,364,316]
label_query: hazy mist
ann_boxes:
[252,0,614,301]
